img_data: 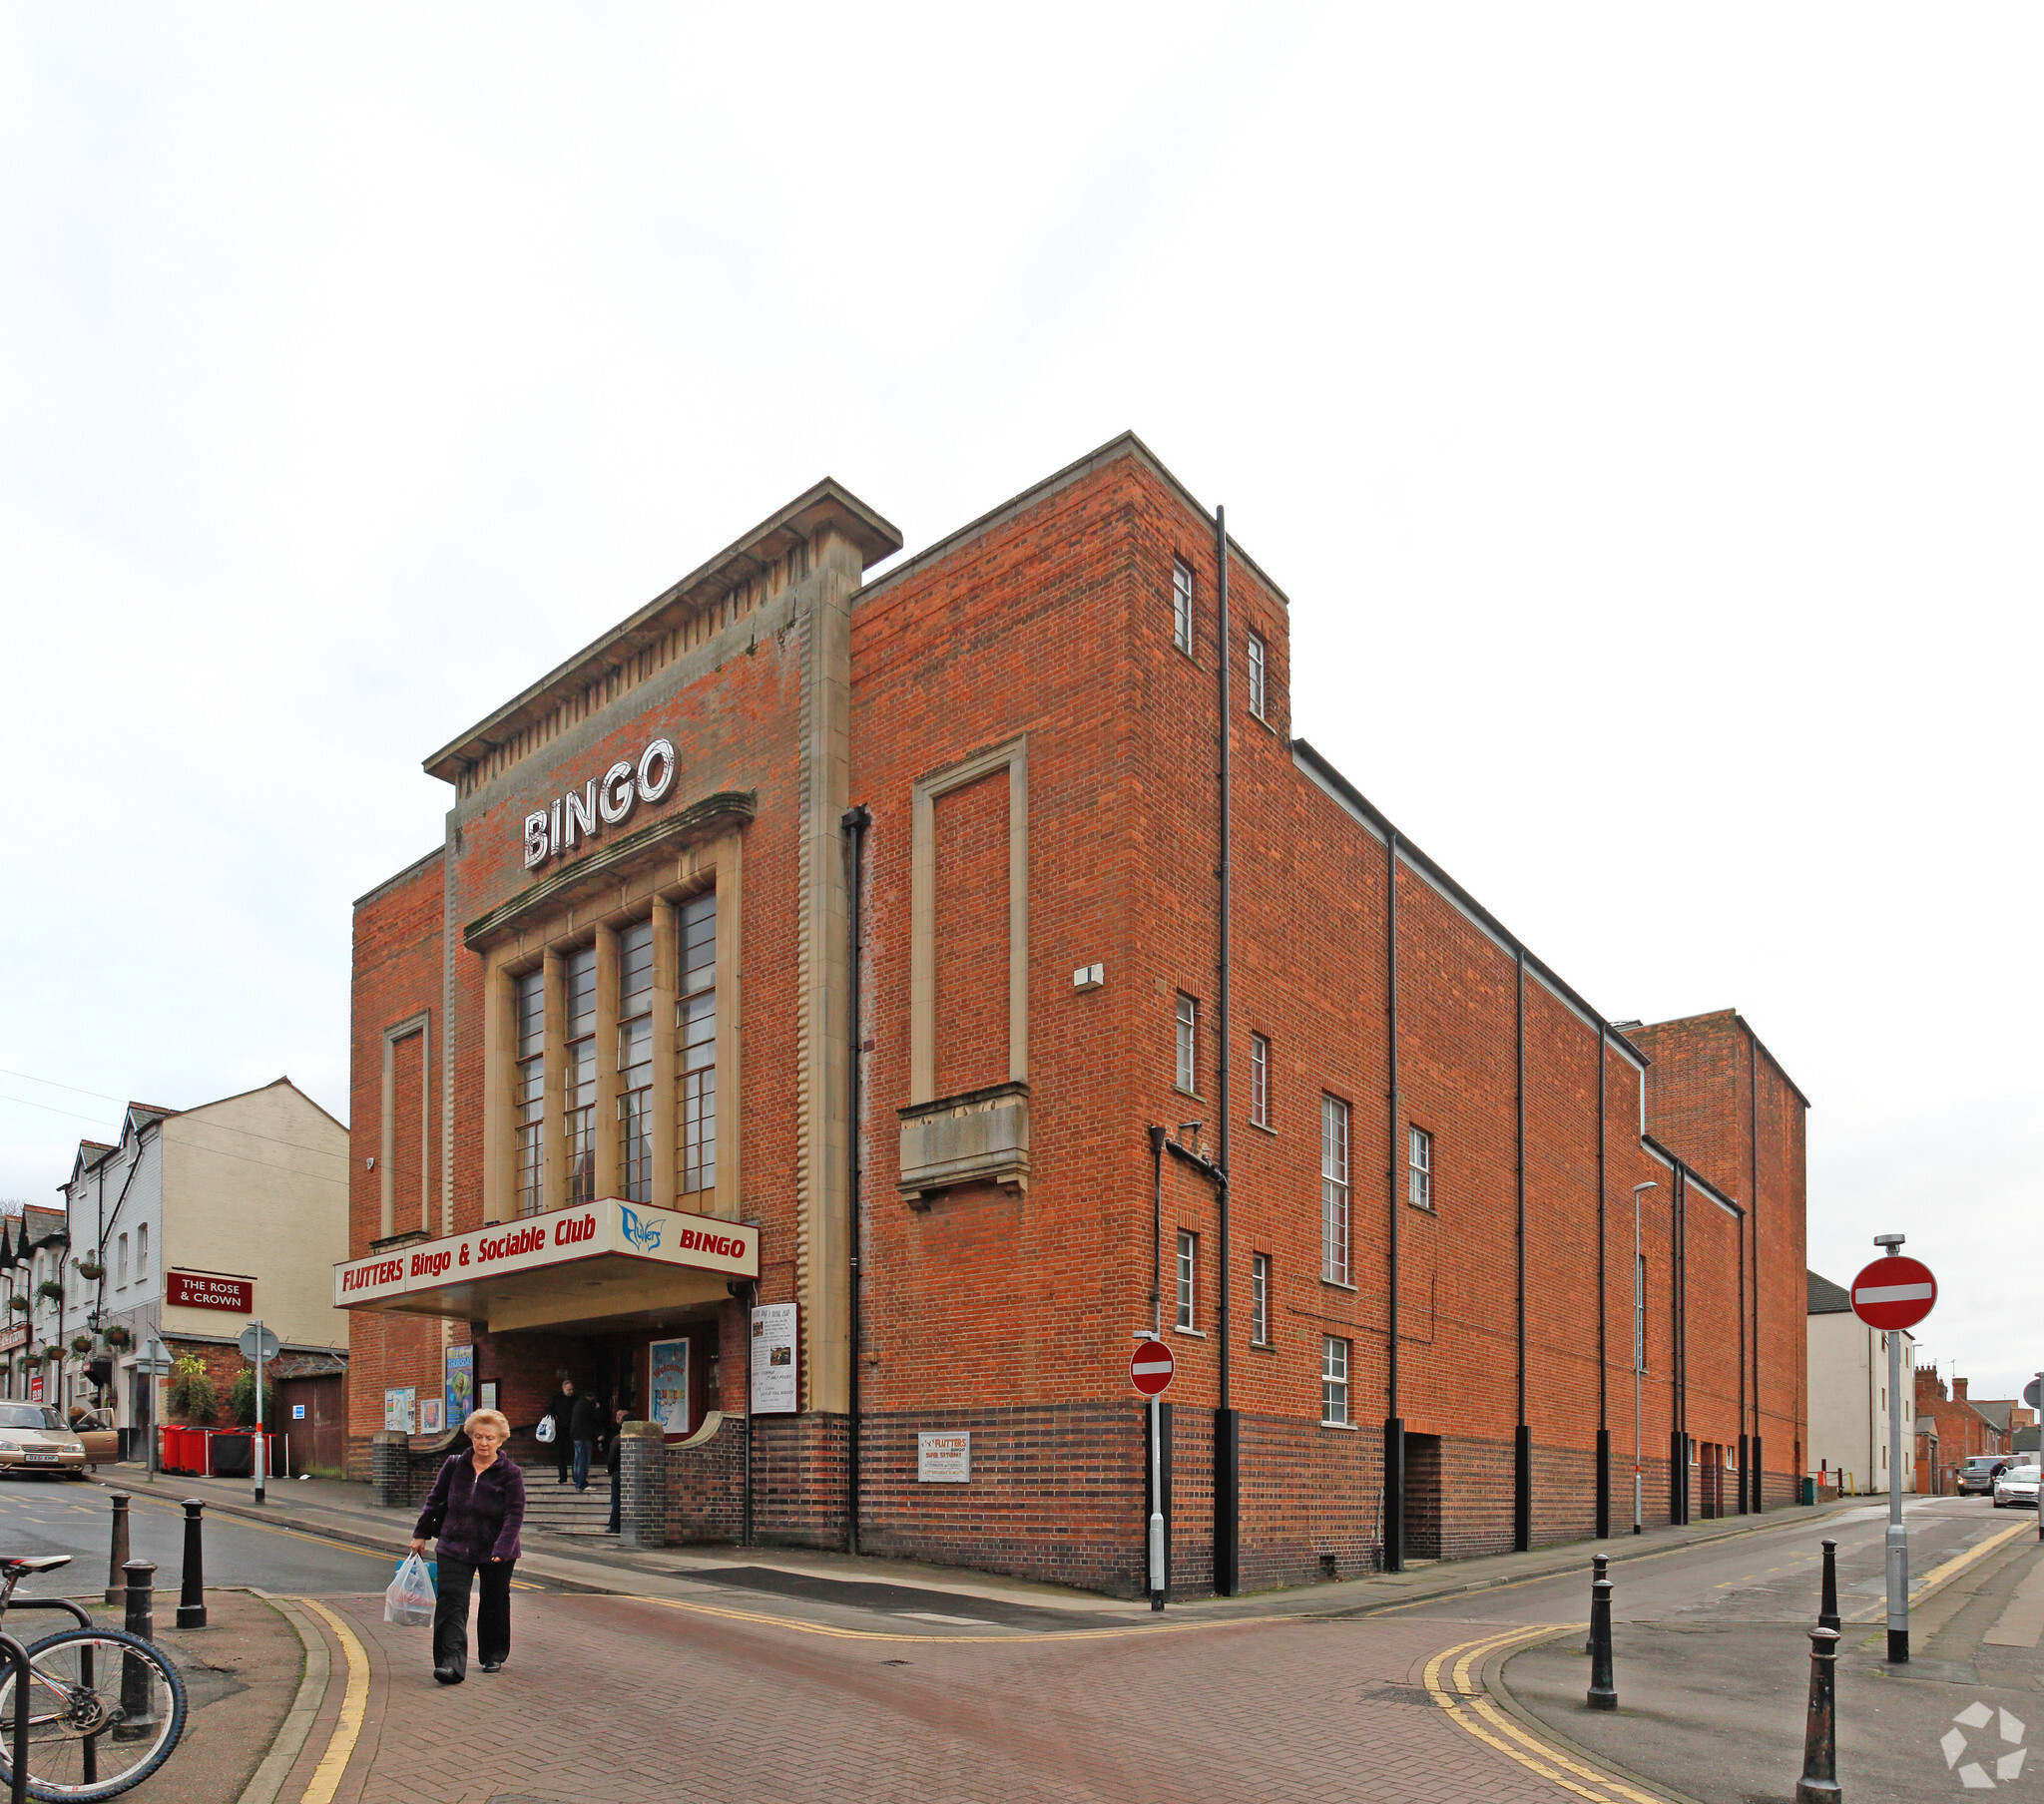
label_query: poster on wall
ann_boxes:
[28,1373,44,1402]
[444,1346,474,1425]
[750,1303,797,1414]
[917,1432,971,1483]
[418,1397,445,1437]
[383,1386,416,1434]
[648,1339,691,1437]
[479,1381,498,1412]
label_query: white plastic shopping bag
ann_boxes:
[384,1553,436,1626]
[534,1416,556,1444]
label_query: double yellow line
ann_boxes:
[1421,1625,1667,1804]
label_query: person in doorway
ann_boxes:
[569,1385,605,1491]
[411,1408,524,1684]
[543,1377,577,1485]
[606,1406,629,1533]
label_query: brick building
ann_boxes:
[1915,1368,2014,1495]
[343,432,1810,1594]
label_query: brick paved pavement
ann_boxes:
[269,1592,1637,1804]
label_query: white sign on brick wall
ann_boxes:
[917,1431,971,1484]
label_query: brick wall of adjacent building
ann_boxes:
[348,433,1811,1588]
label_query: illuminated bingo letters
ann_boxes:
[524,738,678,870]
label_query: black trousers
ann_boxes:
[431,1557,514,1677]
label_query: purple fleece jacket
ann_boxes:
[415,1452,525,1565]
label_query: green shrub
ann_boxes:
[167,1354,216,1425]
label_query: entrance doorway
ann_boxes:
[1699,1442,1725,1519]
[1401,1432,1443,1561]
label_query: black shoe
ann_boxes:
[433,1666,463,1685]
[480,1661,503,1673]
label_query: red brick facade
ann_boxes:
[346,434,1810,1594]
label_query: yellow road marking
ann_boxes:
[295,1599,368,1804]
[1423,1625,1665,1804]
[624,1592,1280,1643]
[1844,1521,2032,1623]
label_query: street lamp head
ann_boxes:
[1873,1233,1906,1250]
[1632,1181,1659,1194]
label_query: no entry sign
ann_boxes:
[1850,1256,1937,1331]
[1131,1339,1176,1397]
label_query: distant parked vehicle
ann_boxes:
[1993,1465,2041,1510]
[1958,1455,2009,1497]
[0,1404,88,1479]
[68,1407,119,1469]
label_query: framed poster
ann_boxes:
[917,1432,971,1483]
[383,1386,416,1434]
[418,1397,445,1437]
[444,1345,475,1424]
[648,1338,691,1438]
[479,1381,498,1412]
[750,1302,797,1415]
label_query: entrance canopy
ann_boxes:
[335,1198,758,1335]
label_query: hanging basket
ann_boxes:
[69,1335,94,1356]
[104,1326,133,1350]
[39,1345,64,1365]
[36,1280,64,1303]
[19,1351,42,1369]
[7,1297,27,1314]
[74,1260,105,1282]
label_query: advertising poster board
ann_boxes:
[418,1397,445,1437]
[444,1345,474,1425]
[917,1432,971,1483]
[649,1338,691,1437]
[383,1386,416,1434]
[750,1303,797,1414]
[479,1381,498,1412]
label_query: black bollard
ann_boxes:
[1587,1553,1618,1711]
[117,1561,158,1740]
[1792,1626,1841,1804]
[177,1500,207,1629]
[105,1494,131,1608]
[1818,1539,1840,1634]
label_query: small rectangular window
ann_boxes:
[1175,994,1198,1093]
[116,1234,129,1289]
[1321,1095,1350,1284]
[1176,1230,1197,1330]
[1322,1335,1350,1426]
[135,1223,147,1280]
[1252,1252,1270,1345]
[1407,1126,1432,1209]
[1247,632,1267,720]
[1172,560,1195,655]
[1250,1033,1271,1128]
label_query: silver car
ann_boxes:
[1993,1465,2041,1509]
[0,1403,89,1478]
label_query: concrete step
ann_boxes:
[521,1478,616,1538]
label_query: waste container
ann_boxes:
[1798,1476,1816,1505]
[209,1431,253,1477]
[160,1425,192,1475]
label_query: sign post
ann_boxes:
[1850,1239,1937,1664]
[1131,1337,1175,1611]
[2029,1375,2044,1542]
[239,1322,280,1506]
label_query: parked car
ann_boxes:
[67,1407,118,1469]
[0,1403,89,1478]
[1993,1466,2041,1510]
[1958,1455,2009,1497]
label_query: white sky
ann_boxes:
[3,7,2037,1397]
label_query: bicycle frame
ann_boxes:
[1,1579,107,1793]
[0,1631,29,1804]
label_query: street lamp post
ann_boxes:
[1872,1232,1908,1662]
[1633,1181,1658,1534]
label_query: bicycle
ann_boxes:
[0,1556,187,1802]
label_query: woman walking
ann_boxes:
[410,1407,524,1684]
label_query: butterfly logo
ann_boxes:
[619,1205,663,1252]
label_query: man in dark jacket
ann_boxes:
[543,1378,576,1485]
[569,1386,605,1491]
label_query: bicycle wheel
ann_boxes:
[0,1627,188,1802]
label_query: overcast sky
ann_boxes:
[3,7,2037,1397]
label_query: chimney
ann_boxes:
[1953,1376,1969,1401]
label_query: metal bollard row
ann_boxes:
[1586,1554,1617,1711]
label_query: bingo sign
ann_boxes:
[167,1271,254,1314]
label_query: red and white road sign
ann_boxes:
[1850,1256,1937,1331]
[1131,1339,1176,1397]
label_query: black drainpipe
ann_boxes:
[841,804,871,1557]
[1747,1024,1763,1513]
[1212,504,1240,1598]
[742,1277,756,1545]
[1595,1025,1609,1539]
[1513,948,1530,1553]
[1382,827,1403,1573]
